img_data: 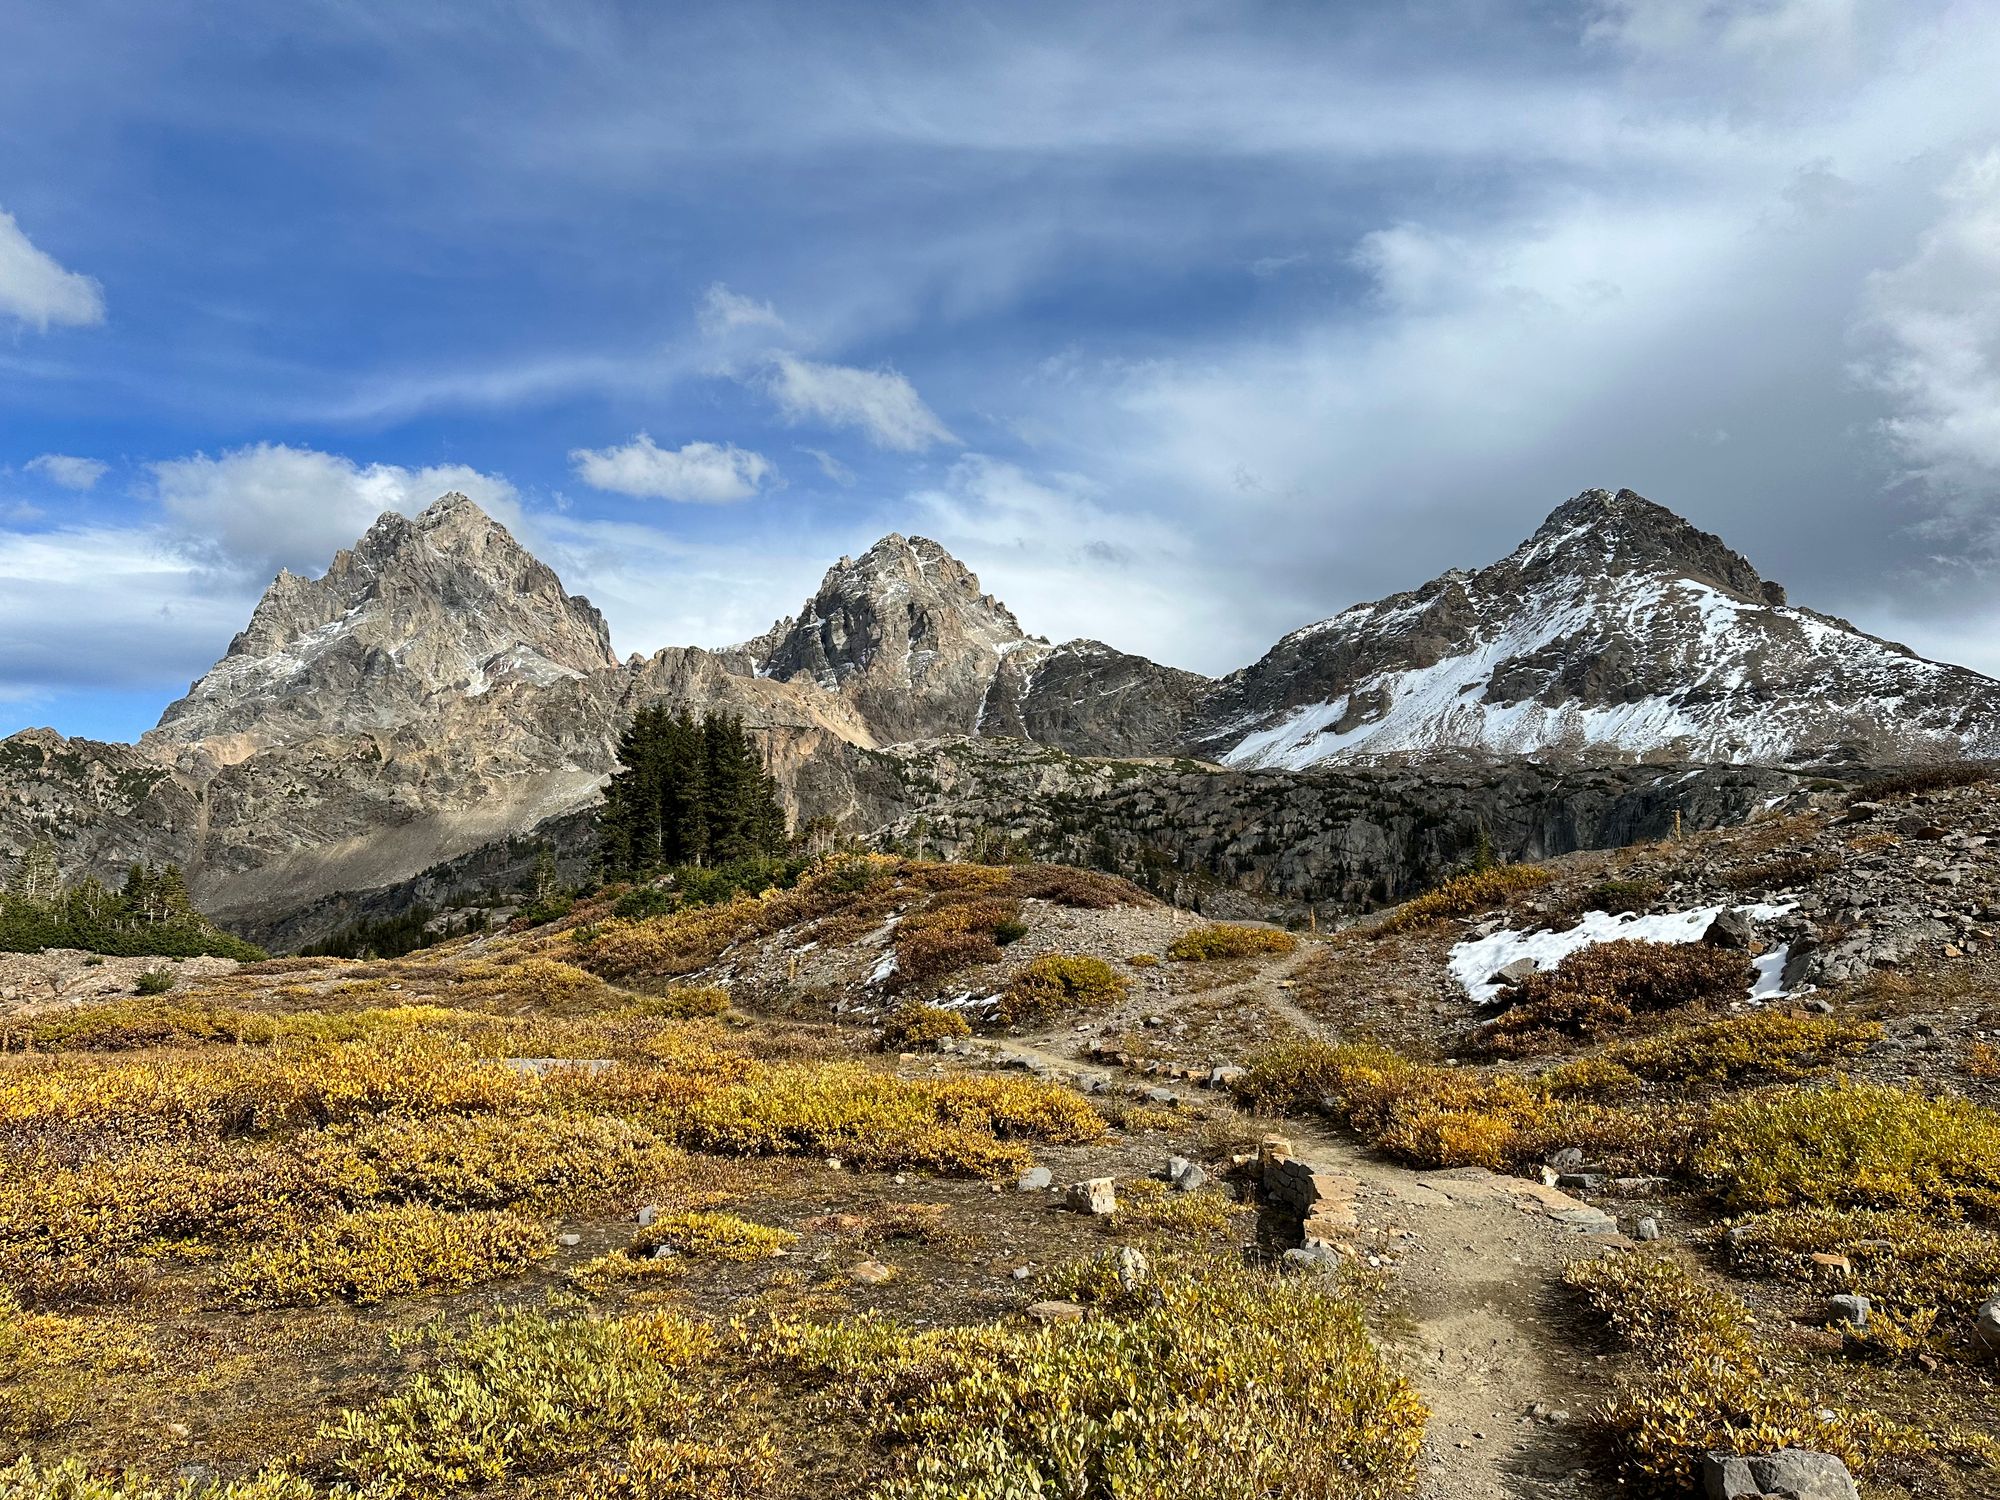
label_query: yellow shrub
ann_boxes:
[1724,1205,2000,1357]
[321,1307,723,1495]
[0,1293,152,1438]
[1564,1254,1946,1483]
[1698,1080,2000,1215]
[1166,923,1297,961]
[881,1001,972,1048]
[1558,1012,1881,1092]
[1375,864,1552,933]
[632,1211,797,1263]
[996,955,1128,1025]
[1108,1178,1241,1240]
[749,1261,1425,1500]
[217,1203,549,1308]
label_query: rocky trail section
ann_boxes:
[963,951,1631,1500]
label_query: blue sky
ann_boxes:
[5,0,2000,741]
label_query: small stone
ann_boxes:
[1634,1217,1660,1242]
[1492,957,1540,986]
[1011,1265,1033,1281]
[556,1233,582,1248]
[1166,1156,1208,1193]
[849,1259,895,1285]
[635,1205,658,1227]
[1548,1147,1585,1170]
[1826,1293,1870,1330]
[1702,908,1758,949]
[1972,1298,2000,1354]
[1281,1244,1340,1273]
[1209,1064,1246,1087]
[1065,1178,1118,1216]
[1808,1251,1851,1275]
[1109,1245,1150,1292]
[1017,1167,1053,1192]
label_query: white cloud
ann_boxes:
[908,455,1216,668]
[1856,149,2000,512]
[24,453,109,491]
[802,447,857,487]
[1586,0,1860,63]
[569,433,774,503]
[697,283,786,340]
[0,525,248,696]
[149,443,520,580]
[767,354,958,451]
[0,209,104,331]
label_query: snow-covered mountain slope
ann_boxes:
[1191,489,2000,770]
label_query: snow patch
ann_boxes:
[1448,902,1795,1003]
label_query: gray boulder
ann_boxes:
[1973,1297,2000,1354]
[1826,1293,1870,1330]
[1702,907,1757,949]
[1701,1449,1859,1500]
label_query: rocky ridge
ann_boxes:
[5,486,1999,943]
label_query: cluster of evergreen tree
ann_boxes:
[598,708,788,878]
[0,838,264,959]
[303,903,492,961]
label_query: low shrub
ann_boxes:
[1723,1205,2000,1358]
[1850,761,1997,802]
[1477,940,1755,1054]
[1722,852,1839,893]
[1006,865,1151,909]
[889,893,1025,992]
[1563,1254,1943,1483]
[626,984,730,1020]
[881,1000,972,1049]
[0,1460,314,1499]
[321,1307,731,1494]
[0,1292,152,1438]
[631,1210,797,1263]
[1542,1011,1880,1094]
[1108,1178,1240,1240]
[133,970,175,997]
[1166,923,1297,962]
[996,954,1128,1025]
[1697,1080,2000,1216]
[216,1203,549,1308]
[748,1261,1425,1500]
[1375,864,1552,933]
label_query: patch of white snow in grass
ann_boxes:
[1448,902,1795,1003]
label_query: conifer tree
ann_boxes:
[599,706,788,878]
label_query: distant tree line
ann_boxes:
[0,838,264,959]
[598,709,788,879]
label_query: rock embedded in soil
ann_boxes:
[1701,1449,1859,1500]
[1064,1178,1117,1215]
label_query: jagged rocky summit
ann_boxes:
[4,486,1996,943]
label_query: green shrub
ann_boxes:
[1166,923,1297,961]
[997,955,1128,1025]
[132,970,175,997]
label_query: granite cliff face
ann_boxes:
[4,485,1997,944]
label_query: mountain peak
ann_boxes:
[1519,487,1781,604]
[147,493,615,750]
